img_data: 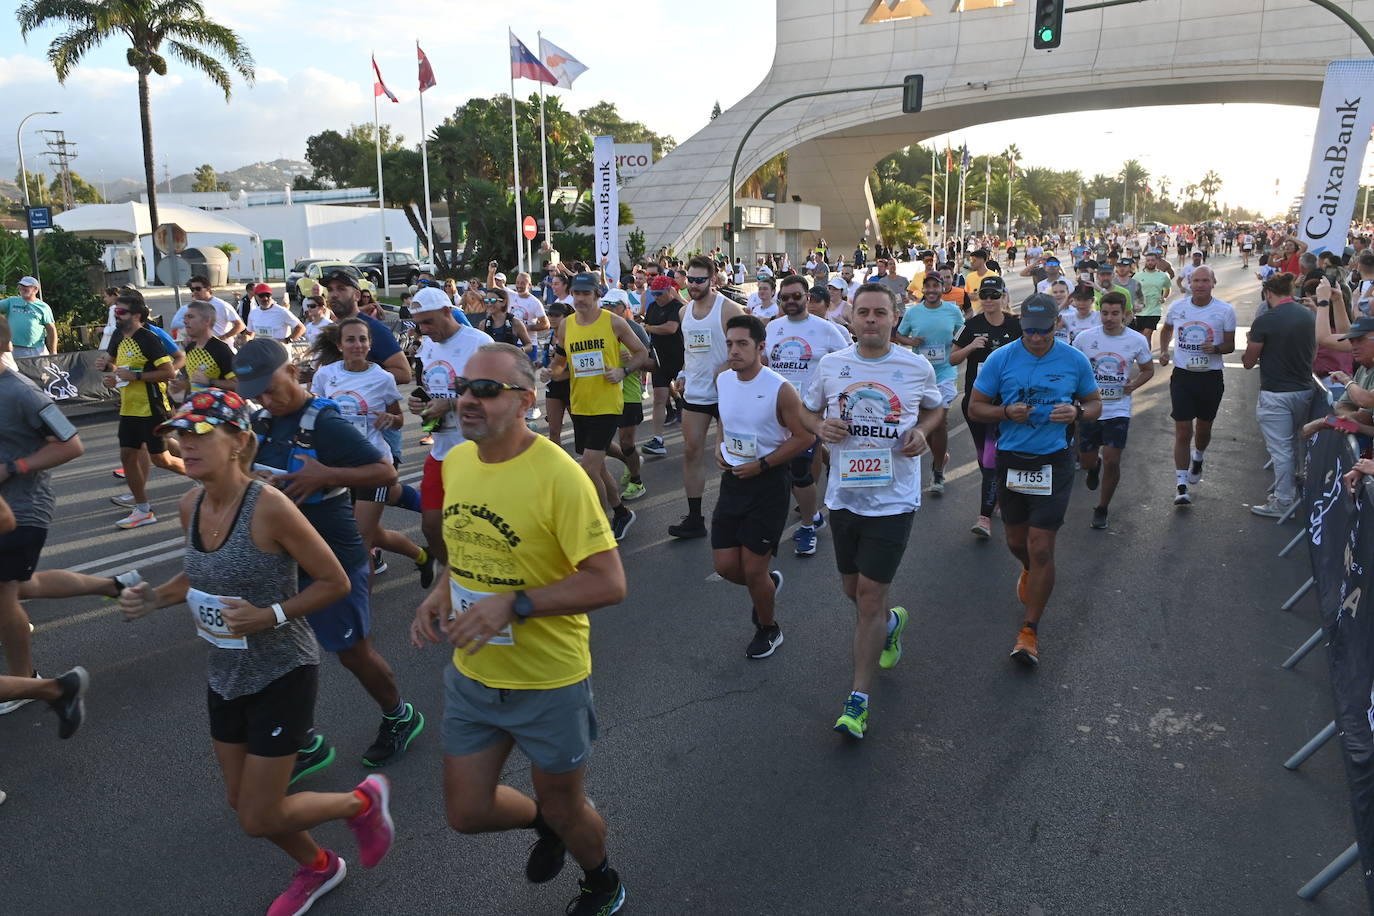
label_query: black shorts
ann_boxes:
[572,413,619,453]
[651,359,683,389]
[619,401,644,429]
[351,485,391,502]
[1170,368,1224,422]
[829,508,915,585]
[995,448,1075,531]
[710,467,791,556]
[546,378,570,404]
[207,664,318,757]
[1130,315,1160,331]
[0,525,47,582]
[1078,416,1131,451]
[682,400,720,419]
[118,415,168,454]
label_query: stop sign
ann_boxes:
[522,216,537,241]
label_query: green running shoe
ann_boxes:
[833,693,869,739]
[879,606,908,670]
[621,480,647,501]
[290,733,336,785]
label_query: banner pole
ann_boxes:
[372,60,390,292]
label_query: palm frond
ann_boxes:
[163,39,230,97]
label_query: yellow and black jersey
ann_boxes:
[184,337,236,393]
[108,326,172,419]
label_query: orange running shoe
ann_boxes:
[1010,626,1039,667]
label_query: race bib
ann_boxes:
[344,411,371,433]
[449,578,515,646]
[1006,464,1053,496]
[186,588,247,649]
[1186,353,1210,370]
[724,430,758,460]
[838,448,893,488]
[921,344,947,363]
[687,328,712,353]
[1099,383,1123,401]
[116,365,132,388]
[572,350,605,378]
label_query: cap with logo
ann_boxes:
[649,275,675,292]
[155,388,253,437]
[978,276,1007,297]
[1018,293,1059,331]
[323,270,360,290]
[409,287,453,315]
[231,338,290,399]
[1340,316,1374,340]
[569,272,600,292]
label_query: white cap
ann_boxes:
[18,276,38,287]
[826,276,846,289]
[494,272,507,282]
[410,287,452,314]
[600,288,630,309]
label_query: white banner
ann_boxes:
[1299,60,1374,254]
[614,143,654,178]
[593,135,620,284]
[1093,198,1110,220]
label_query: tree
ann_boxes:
[578,101,676,158]
[18,0,254,280]
[192,163,225,192]
[215,242,239,258]
[14,168,46,204]
[64,170,103,204]
[1198,170,1222,205]
[711,100,722,120]
[876,200,917,246]
[742,152,787,200]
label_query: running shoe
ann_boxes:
[566,872,626,916]
[1085,465,1100,491]
[290,733,336,785]
[1187,458,1204,484]
[416,551,436,590]
[833,693,869,739]
[1017,568,1029,604]
[112,467,126,479]
[110,493,136,507]
[667,514,707,539]
[926,472,945,496]
[370,548,388,575]
[346,774,395,868]
[419,434,434,446]
[665,407,682,426]
[971,516,991,539]
[1174,484,1192,506]
[1250,497,1294,518]
[1090,506,1109,530]
[640,436,666,456]
[770,569,784,596]
[812,512,827,531]
[1010,626,1040,667]
[50,667,90,739]
[619,468,631,489]
[745,624,784,659]
[879,606,908,669]
[611,510,636,541]
[526,827,567,884]
[0,695,34,716]
[362,703,424,768]
[621,480,647,501]
[793,525,817,556]
[267,850,346,916]
[115,509,157,530]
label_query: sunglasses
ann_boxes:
[188,286,206,292]
[482,297,503,304]
[113,307,132,316]
[978,292,1003,300]
[685,275,711,284]
[1022,327,1055,336]
[455,377,528,398]
[778,293,805,302]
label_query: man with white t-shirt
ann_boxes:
[169,275,244,343]
[1175,250,1206,294]
[764,274,851,556]
[803,282,945,740]
[747,277,780,321]
[246,284,304,341]
[1073,292,1155,529]
[406,288,494,566]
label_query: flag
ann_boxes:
[372,55,398,102]
[417,44,436,92]
[946,146,953,172]
[510,30,557,84]
[960,144,969,171]
[539,37,588,90]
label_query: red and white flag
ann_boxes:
[417,44,436,93]
[372,55,398,102]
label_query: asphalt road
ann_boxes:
[1,256,1363,915]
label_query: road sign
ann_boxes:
[27,206,52,230]
[522,216,538,241]
[153,222,188,255]
[156,253,193,286]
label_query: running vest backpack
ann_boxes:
[482,314,519,345]
[252,397,348,505]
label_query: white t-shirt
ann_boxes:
[310,361,402,452]
[803,344,943,516]
[732,264,746,285]
[1072,326,1153,420]
[506,291,547,329]
[1165,296,1237,372]
[747,293,779,320]
[170,296,239,338]
[1056,308,1101,345]
[764,313,852,398]
[756,264,775,279]
[303,317,334,344]
[248,304,303,340]
[416,325,495,459]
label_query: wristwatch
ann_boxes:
[271,603,288,628]
[1074,403,1085,422]
[512,589,534,625]
[758,456,771,472]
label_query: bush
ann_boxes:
[38,228,107,334]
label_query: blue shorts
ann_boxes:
[441,666,597,774]
[381,427,403,465]
[299,560,371,652]
[1078,416,1131,451]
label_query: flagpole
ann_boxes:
[508,30,525,275]
[372,56,390,292]
[1006,159,1013,243]
[417,41,435,268]
[983,156,991,237]
[537,31,554,274]
[942,146,950,255]
[928,144,935,246]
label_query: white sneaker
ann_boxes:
[110,493,136,507]
[1174,484,1192,506]
[116,509,158,530]
[1250,496,1294,518]
[1187,458,1204,485]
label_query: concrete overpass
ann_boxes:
[620,0,1371,257]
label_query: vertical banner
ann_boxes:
[593,135,620,285]
[1298,59,1374,254]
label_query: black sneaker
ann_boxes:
[610,509,636,541]
[50,667,90,739]
[1188,458,1204,484]
[526,829,567,884]
[290,733,337,785]
[362,703,425,767]
[566,871,626,915]
[416,551,436,589]
[1090,506,1109,529]
[745,624,784,659]
[1086,465,1100,490]
[371,547,389,575]
[667,514,707,539]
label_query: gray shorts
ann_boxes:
[442,665,598,774]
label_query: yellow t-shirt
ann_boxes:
[563,309,624,417]
[109,326,172,418]
[443,435,618,689]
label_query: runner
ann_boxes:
[640,276,684,457]
[234,339,427,776]
[894,273,965,495]
[967,294,1101,666]
[1175,250,1206,294]
[1072,292,1155,529]
[764,274,852,555]
[1159,265,1236,506]
[598,290,650,501]
[713,315,814,657]
[669,256,744,539]
[172,300,237,398]
[803,283,945,738]
[170,275,246,343]
[246,284,305,342]
[1057,286,1102,346]
[543,303,572,444]
[118,389,395,915]
[747,277,780,320]
[408,342,628,916]
[1131,249,1174,348]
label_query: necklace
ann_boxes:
[202,483,248,544]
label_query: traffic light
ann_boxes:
[723,221,733,234]
[901,74,924,114]
[1033,0,1064,49]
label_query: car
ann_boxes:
[286,258,339,302]
[289,261,364,303]
[348,251,433,288]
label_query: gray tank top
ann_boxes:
[185,480,319,699]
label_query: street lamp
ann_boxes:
[16,110,61,279]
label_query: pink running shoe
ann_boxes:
[267,850,346,916]
[347,774,394,868]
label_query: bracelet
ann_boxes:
[271,603,288,628]
[1002,404,1010,419]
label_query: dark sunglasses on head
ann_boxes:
[685,275,711,284]
[778,293,805,302]
[455,377,528,398]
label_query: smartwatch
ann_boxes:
[758,456,771,472]
[271,603,288,628]
[134,369,143,381]
[512,590,534,624]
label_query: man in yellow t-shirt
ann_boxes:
[410,342,628,914]
[964,247,1000,290]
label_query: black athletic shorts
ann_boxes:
[1078,416,1131,451]
[619,401,644,429]
[995,447,1075,531]
[682,400,720,419]
[572,413,619,453]
[1130,315,1160,331]
[0,525,47,582]
[118,415,168,455]
[1169,368,1224,422]
[546,378,570,404]
[207,664,318,757]
[829,508,915,585]
[651,358,683,389]
[710,466,791,556]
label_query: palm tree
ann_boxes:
[742,152,788,201]
[18,0,254,273]
[1198,170,1223,205]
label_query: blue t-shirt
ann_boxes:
[359,313,402,366]
[149,323,180,354]
[972,339,1097,455]
[896,302,964,384]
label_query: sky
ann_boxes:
[0,1,1364,215]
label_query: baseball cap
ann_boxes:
[1095,263,1114,273]
[978,276,1007,297]
[826,276,846,289]
[649,275,675,292]
[1146,248,1163,255]
[409,287,452,314]
[1044,256,1060,265]
[600,288,630,309]
[155,388,253,437]
[1076,259,1098,271]
[808,285,831,303]
[1340,316,1374,340]
[1018,293,1058,331]
[252,282,273,295]
[323,270,360,289]
[494,272,507,282]
[1118,257,1135,266]
[1191,250,1204,257]
[569,272,599,292]
[232,338,290,399]
[18,276,38,287]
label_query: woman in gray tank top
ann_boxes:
[118,388,397,914]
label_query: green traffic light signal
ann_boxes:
[1038,27,1054,41]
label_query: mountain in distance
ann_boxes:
[104,159,314,202]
